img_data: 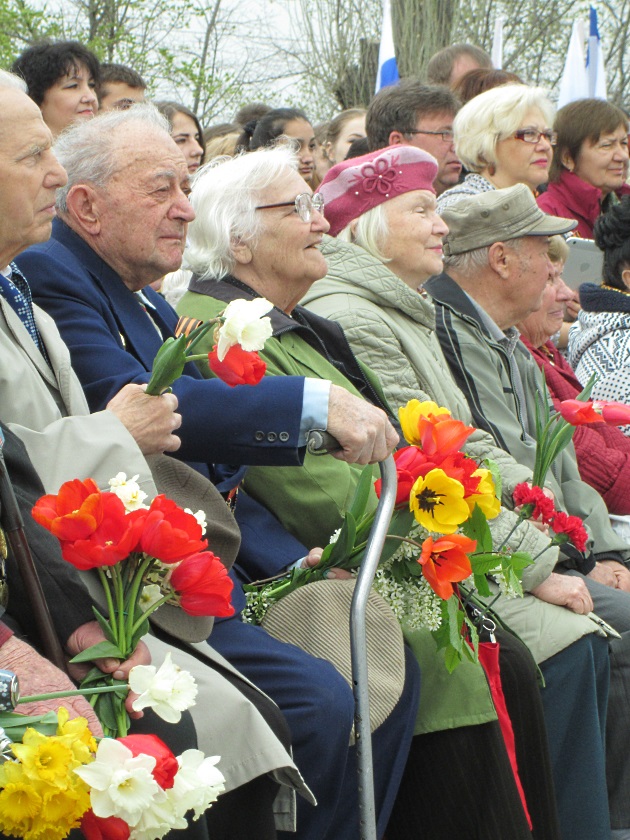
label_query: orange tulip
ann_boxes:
[419,534,476,600]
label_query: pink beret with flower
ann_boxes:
[316,145,439,236]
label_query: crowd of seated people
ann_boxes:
[3,33,630,840]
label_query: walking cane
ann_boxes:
[308,432,397,840]
[0,432,68,673]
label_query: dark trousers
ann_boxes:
[539,632,610,840]
[210,617,421,840]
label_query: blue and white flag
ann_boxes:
[375,0,399,93]
[557,8,607,108]
[586,6,607,99]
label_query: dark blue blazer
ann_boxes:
[18,219,306,470]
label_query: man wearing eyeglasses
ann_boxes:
[366,80,463,195]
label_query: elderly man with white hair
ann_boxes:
[16,103,419,840]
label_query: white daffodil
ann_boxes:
[184,507,207,535]
[216,298,273,361]
[129,793,186,840]
[108,473,149,511]
[139,584,163,612]
[129,652,198,723]
[168,750,226,819]
[74,738,160,825]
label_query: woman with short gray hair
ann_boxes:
[438,84,556,211]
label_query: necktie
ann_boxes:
[0,266,50,365]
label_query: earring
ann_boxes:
[487,163,496,176]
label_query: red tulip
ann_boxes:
[375,446,435,504]
[57,492,141,570]
[136,495,208,563]
[170,551,234,617]
[208,344,266,387]
[557,400,603,425]
[118,733,178,790]
[81,811,130,840]
[418,534,476,600]
[595,401,630,426]
[32,477,104,541]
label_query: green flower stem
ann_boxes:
[97,566,117,645]
[185,321,217,353]
[125,554,154,643]
[113,566,128,656]
[128,593,172,638]
[497,508,530,552]
[18,685,127,704]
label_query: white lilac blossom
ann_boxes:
[129,653,198,723]
[216,298,273,361]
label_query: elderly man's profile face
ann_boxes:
[90,126,194,291]
[506,235,553,323]
[0,88,67,267]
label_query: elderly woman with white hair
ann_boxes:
[437,84,556,211]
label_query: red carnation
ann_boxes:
[136,495,208,563]
[170,551,234,617]
[513,483,556,525]
[118,733,179,790]
[208,344,266,387]
[551,511,588,553]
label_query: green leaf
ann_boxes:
[462,505,492,553]
[326,512,357,568]
[473,572,492,597]
[349,464,375,522]
[575,373,597,401]
[483,458,502,501]
[504,551,534,572]
[95,692,119,732]
[469,552,504,574]
[69,641,125,664]
[92,607,116,644]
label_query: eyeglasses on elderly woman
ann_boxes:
[256,192,325,223]
[514,128,557,146]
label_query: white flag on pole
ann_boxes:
[557,19,588,108]
[375,0,399,94]
[491,17,505,69]
[586,6,607,100]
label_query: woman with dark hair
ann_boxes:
[238,107,316,184]
[452,67,523,105]
[569,197,630,420]
[11,40,100,137]
[538,99,630,238]
[155,101,205,175]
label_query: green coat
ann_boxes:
[177,274,498,734]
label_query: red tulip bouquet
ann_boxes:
[31,474,234,737]
[146,297,273,393]
[245,400,534,672]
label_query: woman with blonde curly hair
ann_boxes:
[438,84,556,211]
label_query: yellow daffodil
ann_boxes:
[56,707,97,761]
[409,469,471,534]
[12,729,75,785]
